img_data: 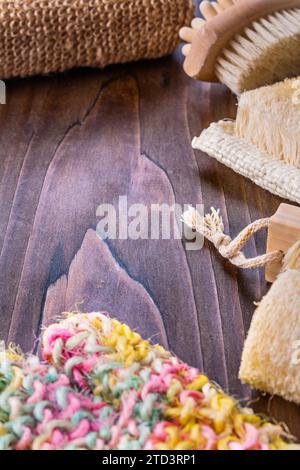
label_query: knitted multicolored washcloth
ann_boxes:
[0,0,194,79]
[0,312,297,450]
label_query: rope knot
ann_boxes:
[210,232,231,250]
[182,207,282,270]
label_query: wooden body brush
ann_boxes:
[180,0,300,94]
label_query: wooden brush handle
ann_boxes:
[266,203,300,282]
[184,0,300,82]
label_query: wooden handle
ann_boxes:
[184,0,300,82]
[266,203,300,282]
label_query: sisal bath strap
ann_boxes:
[0,0,194,79]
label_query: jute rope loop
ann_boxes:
[182,207,284,269]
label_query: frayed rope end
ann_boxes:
[181,206,224,237]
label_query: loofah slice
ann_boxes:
[0,312,298,450]
[240,244,300,403]
[192,120,300,205]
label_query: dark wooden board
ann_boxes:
[1,50,300,438]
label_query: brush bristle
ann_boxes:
[235,77,300,169]
[216,8,300,95]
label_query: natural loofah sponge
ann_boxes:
[240,242,300,404]
[0,312,298,450]
[0,0,194,79]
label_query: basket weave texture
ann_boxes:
[193,120,300,205]
[0,0,194,79]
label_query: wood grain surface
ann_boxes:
[0,8,300,440]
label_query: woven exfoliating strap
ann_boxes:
[182,206,284,269]
[193,121,300,205]
[0,0,194,79]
